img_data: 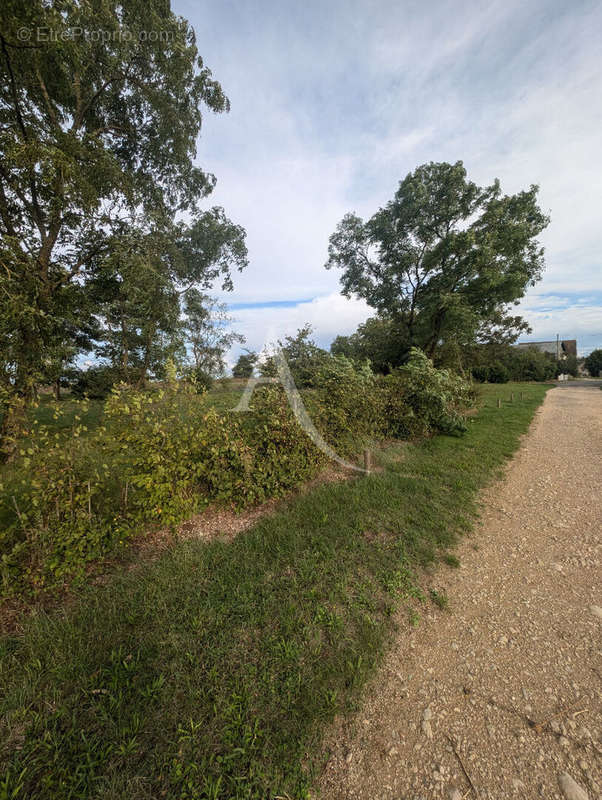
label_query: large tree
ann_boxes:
[326,161,549,361]
[0,0,246,398]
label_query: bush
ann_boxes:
[487,362,510,383]
[584,348,602,378]
[309,355,379,453]
[471,365,490,383]
[70,365,119,398]
[381,349,475,437]
[0,349,475,597]
[508,349,555,382]
[191,366,214,392]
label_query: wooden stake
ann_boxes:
[510,392,514,402]
[497,398,501,408]
[363,449,372,474]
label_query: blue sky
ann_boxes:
[174,0,602,360]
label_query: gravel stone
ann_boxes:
[317,388,602,800]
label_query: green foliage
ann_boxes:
[510,349,556,381]
[1,349,476,597]
[330,316,407,374]
[278,325,329,387]
[183,290,245,380]
[326,161,549,361]
[232,351,258,378]
[309,355,379,453]
[381,349,475,438]
[471,365,490,383]
[487,362,510,383]
[191,367,215,393]
[557,355,579,378]
[0,1,247,410]
[584,348,602,377]
[70,365,120,399]
[470,346,557,383]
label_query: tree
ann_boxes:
[326,161,549,361]
[584,349,602,377]
[232,350,258,378]
[0,0,246,398]
[331,316,409,373]
[275,325,328,387]
[182,289,244,379]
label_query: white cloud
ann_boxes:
[227,293,371,360]
[174,0,602,353]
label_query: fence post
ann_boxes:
[497,398,501,408]
[363,449,372,474]
[510,392,514,402]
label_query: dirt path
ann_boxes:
[318,387,602,800]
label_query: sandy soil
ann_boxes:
[317,387,602,800]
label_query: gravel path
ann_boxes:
[317,387,601,800]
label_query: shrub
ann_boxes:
[471,365,490,383]
[1,349,476,597]
[584,348,602,378]
[507,349,555,382]
[381,348,475,437]
[309,355,379,453]
[487,362,510,383]
[191,366,214,392]
[70,365,119,398]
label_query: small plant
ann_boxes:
[408,608,421,627]
[442,553,460,568]
[429,588,449,610]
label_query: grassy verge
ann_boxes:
[0,382,549,800]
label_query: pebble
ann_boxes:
[421,720,433,739]
[448,789,462,800]
[558,772,589,800]
[512,778,526,790]
[590,605,602,621]
[422,707,433,721]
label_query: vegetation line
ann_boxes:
[0,383,549,800]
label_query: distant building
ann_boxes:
[515,339,577,358]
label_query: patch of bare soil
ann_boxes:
[317,388,602,800]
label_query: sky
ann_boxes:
[174,0,602,363]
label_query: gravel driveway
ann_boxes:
[317,387,601,800]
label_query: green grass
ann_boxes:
[0,382,549,799]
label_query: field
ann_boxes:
[0,382,549,799]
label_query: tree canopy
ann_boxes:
[326,161,549,361]
[0,0,247,398]
[584,348,602,377]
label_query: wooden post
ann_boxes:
[520,391,524,401]
[497,398,501,408]
[510,392,514,402]
[363,449,372,474]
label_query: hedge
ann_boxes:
[0,349,475,598]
